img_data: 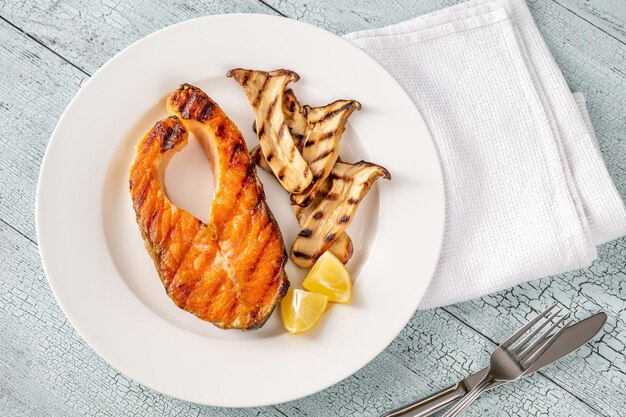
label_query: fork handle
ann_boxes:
[382,383,467,417]
[440,378,492,417]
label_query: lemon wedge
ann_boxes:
[281,289,328,334]
[303,251,352,303]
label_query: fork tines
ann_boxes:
[503,304,574,369]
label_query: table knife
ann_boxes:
[384,312,607,417]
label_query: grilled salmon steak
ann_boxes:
[129,84,289,330]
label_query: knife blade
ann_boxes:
[383,312,607,417]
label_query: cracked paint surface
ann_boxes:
[0,0,625,416]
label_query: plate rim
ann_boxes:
[36,13,446,407]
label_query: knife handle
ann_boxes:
[382,383,467,417]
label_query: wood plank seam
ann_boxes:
[0,15,92,77]
[0,218,37,246]
[256,0,288,17]
[552,0,626,47]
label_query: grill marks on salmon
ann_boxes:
[291,161,391,268]
[227,68,312,194]
[129,84,288,330]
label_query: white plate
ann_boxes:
[36,14,444,407]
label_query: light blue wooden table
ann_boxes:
[1,1,625,416]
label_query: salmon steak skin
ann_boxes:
[129,84,289,330]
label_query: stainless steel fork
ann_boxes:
[440,304,572,417]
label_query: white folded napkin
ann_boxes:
[344,0,626,308]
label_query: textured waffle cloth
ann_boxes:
[344,0,626,308]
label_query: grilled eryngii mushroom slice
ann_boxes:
[291,99,361,207]
[283,89,308,145]
[250,145,271,173]
[250,88,307,172]
[255,153,356,264]
[227,68,312,194]
[251,152,354,264]
[291,161,391,268]
[252,88,307,144]
[294,178,353,264]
